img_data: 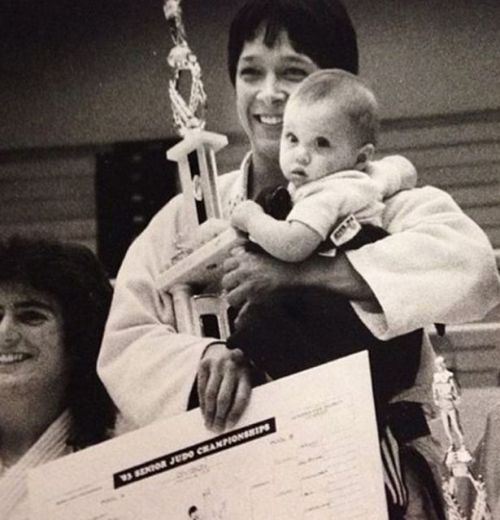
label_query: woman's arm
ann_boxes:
[347,186,500,338]
[223,185,500,338]
[97,197,251,430]
[222,246,375,308]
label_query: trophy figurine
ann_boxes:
[433,356,491,519]
[157,0,239,337]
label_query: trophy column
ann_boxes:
[159,0,241,339]
[158,129,239,337]
[166,130,228,234]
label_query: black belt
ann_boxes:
[386,401,430,443]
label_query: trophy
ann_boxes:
[157,0,239,337]
[433,356,491,519]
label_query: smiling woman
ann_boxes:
[0,282,67,401]
[0,236,116,520]
[97,1,500,519]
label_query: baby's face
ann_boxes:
[279,98,359,188]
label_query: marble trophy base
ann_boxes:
[157,228,240,337]
[157,227,240,292]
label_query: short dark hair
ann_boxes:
[188,505,198,516]
[289,69,379,145]
[0,236,116,449]
[228,0,358,85]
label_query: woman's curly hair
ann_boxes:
[0,236,116,449]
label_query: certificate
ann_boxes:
[29,352,387,519]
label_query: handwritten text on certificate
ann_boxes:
[29,352,388,519]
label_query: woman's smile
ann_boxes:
[0,282,66,391]
[254,114,284,126]
[0,352,34,376]
[0,352,32,364]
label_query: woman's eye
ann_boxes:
[238,67,261,80]
[315,137,331,148]
[18,311,48,325]
[282,68,308,81]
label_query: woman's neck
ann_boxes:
[248,152,285,200]
[0,392,64,467]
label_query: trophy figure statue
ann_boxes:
[433,356,491,519]
[158,0,239,337]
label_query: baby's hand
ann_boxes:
[231,200,263,233]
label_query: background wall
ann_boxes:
[0,0,499,384]
[1,0,500,148]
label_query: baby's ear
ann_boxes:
[355,143,375,170]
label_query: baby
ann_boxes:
[231,68,416,260]
[227,69,423,432]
